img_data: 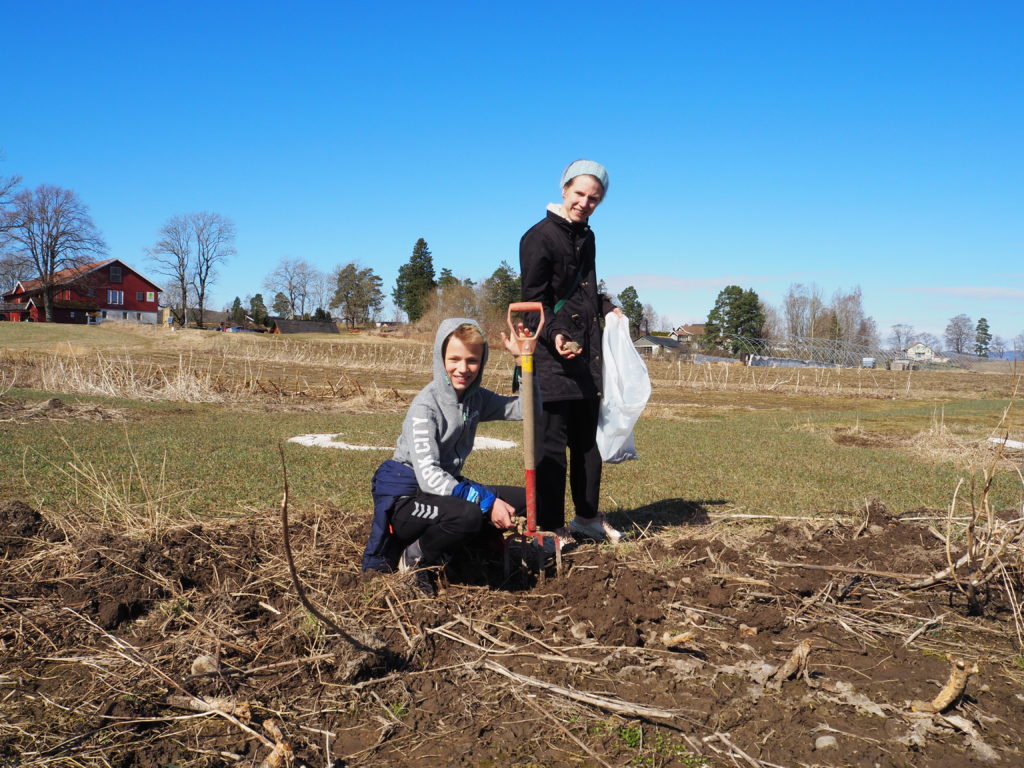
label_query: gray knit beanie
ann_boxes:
[561,159,609,192]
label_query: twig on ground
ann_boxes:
[481,659,683,722]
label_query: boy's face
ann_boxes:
[445,335,484,395]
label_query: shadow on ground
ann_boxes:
[609,497,724,535]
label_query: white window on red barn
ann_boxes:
[107,290,124,305]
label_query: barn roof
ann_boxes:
[270,318,341,334]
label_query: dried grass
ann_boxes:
[25,431,194,538]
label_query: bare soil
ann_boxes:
[2,498,1023,767]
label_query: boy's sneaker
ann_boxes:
[398,539,423,573]
[569,515,623,543]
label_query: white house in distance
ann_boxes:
[904,342,948,363]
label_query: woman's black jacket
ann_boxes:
[519,209,616,403]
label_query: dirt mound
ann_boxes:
[2,500,1023,766]
[0,396,130,422]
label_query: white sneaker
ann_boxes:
[398,539,423,573]
[569,516,623,543]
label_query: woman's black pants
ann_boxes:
[535,398,602,530]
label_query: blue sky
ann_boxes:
[3,1,1022,344]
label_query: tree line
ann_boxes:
[698,283,878,354]
[696,282,1024,360]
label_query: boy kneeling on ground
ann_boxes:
[362,318,531,596]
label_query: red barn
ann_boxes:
[1,259,163,325]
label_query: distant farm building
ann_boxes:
[903,342,948,364]
[633,334,682,358]
[670,324,705,350]
[1,259,162,324]
[269,318,341,335]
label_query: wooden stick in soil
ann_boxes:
[278,443,381,655]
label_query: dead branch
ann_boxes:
[481,659,683,722]
[277,442,382,655]
[763,559,921,581]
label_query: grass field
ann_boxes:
[2,321,1021,527]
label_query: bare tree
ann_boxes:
[828,286,877,346]
[148,215,193,326]
[1014,333,1024,358]
[2,185,107,321]
[147,212,234,327]
[888,323,915,349]
[944,314,974,355]
[642,302,661,335]
[782,282,825,339]
[307,269,333,317]
[191,212,235,327]
[0,171,20,236]
[264,257,319,319]
[989,335,1006,360]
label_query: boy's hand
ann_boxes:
[490,498,517,530]
[501,323,531,359]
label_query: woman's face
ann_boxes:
[561,175,604,223]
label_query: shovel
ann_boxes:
[505,301,562,577]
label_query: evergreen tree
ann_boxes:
[704,285,765,354]
[437,267,460,290]
[392,238,436,323]
[616,286,644,337]
[272,291,292,318]
[975,317,992,357]
[229,296,245,324]
[331,263,384,327]
[482,260,521,313]
[312,307,331,322]
[249,293,268,326]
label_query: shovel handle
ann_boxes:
[507,302,544,355]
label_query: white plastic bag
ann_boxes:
[597,312,651,462]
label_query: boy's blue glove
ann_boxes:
[451,480,497,515]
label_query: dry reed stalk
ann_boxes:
[29,432,191,536]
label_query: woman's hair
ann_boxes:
[443,323,485,356]
[562,173,605,192]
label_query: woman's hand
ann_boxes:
[555,333,581,359]
[490,498,517,530]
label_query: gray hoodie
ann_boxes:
[392,317,526,496]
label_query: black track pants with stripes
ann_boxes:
[389,485,526,567]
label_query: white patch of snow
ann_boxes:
[989,437,1024,450]
[287,434,517,451]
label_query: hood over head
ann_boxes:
[432,317,489,398]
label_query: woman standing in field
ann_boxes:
[519,159,623,544]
